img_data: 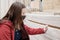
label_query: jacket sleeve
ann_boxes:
[24,25,45,35]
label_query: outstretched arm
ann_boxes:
[24,25,46,35]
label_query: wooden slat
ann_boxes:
[28,20,60,30]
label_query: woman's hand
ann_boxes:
[43,25,48,33]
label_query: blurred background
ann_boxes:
[0,0,60,40]
[0,0,60,17]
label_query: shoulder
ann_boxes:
[0,20,13,28]
[0,20,14,39]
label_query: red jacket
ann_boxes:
[0,20,44,40]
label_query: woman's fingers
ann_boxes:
[44,25,48,33]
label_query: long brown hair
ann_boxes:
[3,2,25,30]
[3,2,29,40]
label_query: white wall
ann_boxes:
[0,0,16,19]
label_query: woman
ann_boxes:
[0,2,47,40]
